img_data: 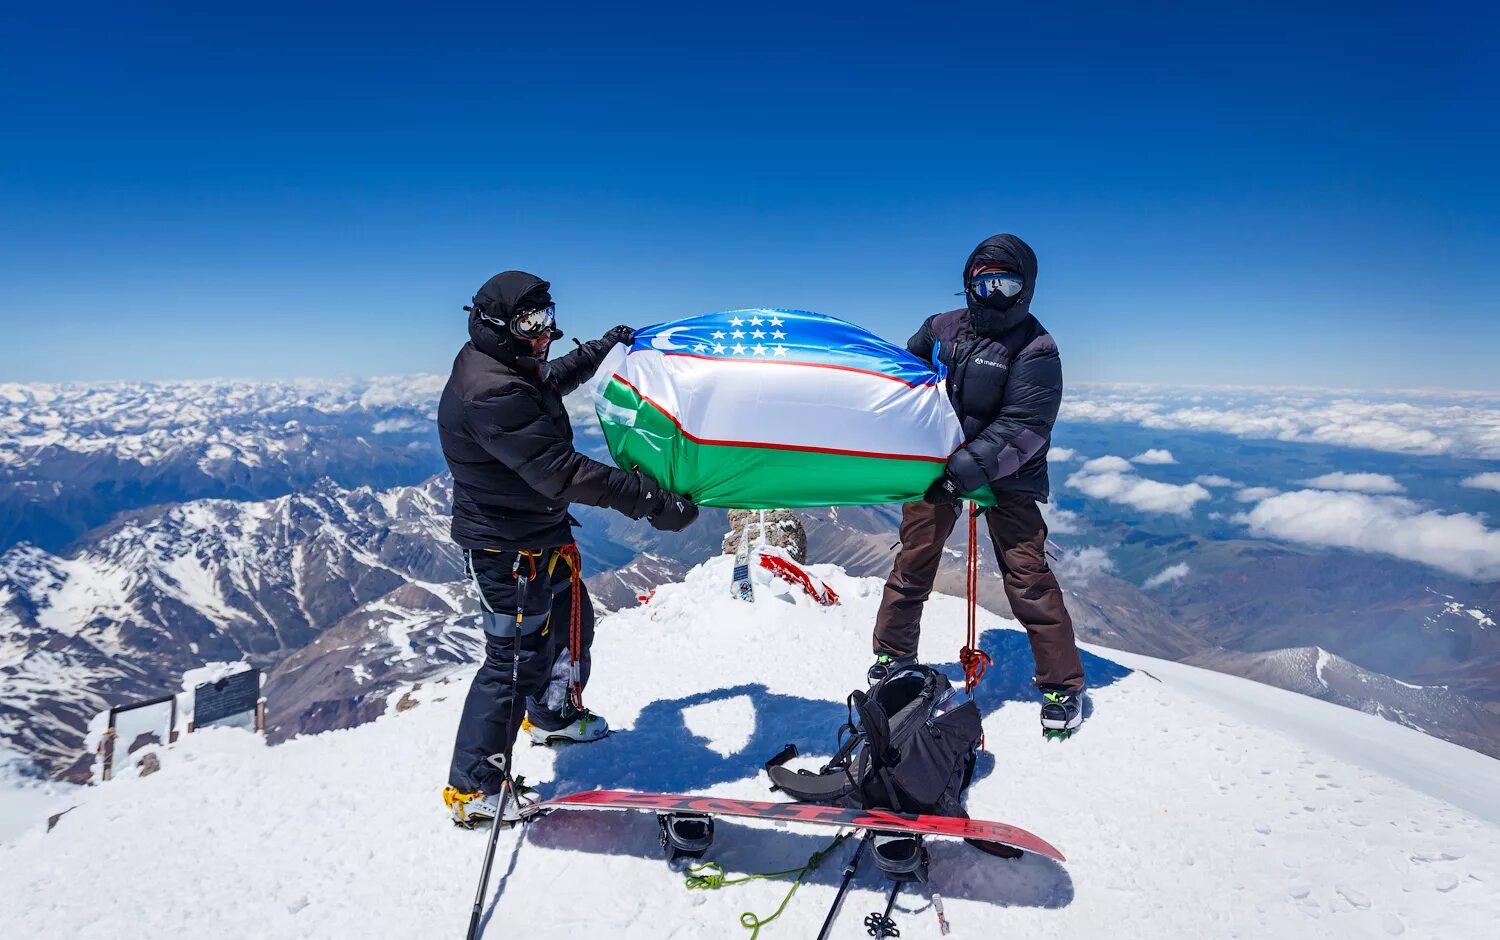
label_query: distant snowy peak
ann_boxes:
[1184,645,1500,757]
[0,475,461,781]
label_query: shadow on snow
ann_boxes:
[518,629,1131,912]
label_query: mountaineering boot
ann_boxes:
[524,704,610,745]
[443,777,539,828]
[867,653,917,685]
[1040,690,1083,739]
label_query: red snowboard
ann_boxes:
[524,789,1064,862]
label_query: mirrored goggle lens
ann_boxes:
[973,272,1023,299]
[511,305,556,337]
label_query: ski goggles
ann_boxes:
[970,268,1023,300]
[509,304,557,339]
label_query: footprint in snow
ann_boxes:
[1334,884,1371,910]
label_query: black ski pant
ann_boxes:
[873,494,1085,693]
[448,547,596,795]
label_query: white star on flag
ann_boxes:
[752,344,766,356]
[731,329,745,339]
[772,330,785,339]
[712,331,726,340]
[693,343,707,353]
[774,345,788,356]
[729,316,744,326]
[749,315,764,326]
[713,343,726,353]
[751,329,765,339]
[769,316,783,326]
[732,343,746,354]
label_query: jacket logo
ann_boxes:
[974,358,1005,367]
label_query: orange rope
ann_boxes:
[960,504,992,692]
[959,503,992,751]
[558,543,584,710]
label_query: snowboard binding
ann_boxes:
[1042,728,1074,741]
[870,833,929,883]
[658,812,715,865]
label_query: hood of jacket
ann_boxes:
[467,270,553,365]
[963,234,1038,337]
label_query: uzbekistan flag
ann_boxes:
[592,309,963,508]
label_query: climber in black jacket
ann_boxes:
[440,270,697,826]
[870,235,1086,739]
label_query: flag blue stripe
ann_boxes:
[631,309,939,387]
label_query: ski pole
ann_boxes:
[815,831,871,940]
[862,881,901,939]
[466,754,508,940]
[466,559,530,940]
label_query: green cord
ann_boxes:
[682,832,849,939]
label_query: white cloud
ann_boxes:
[1235,489,1500,582]
[1143,562,1191,589]
[1461,472,1500,493]
[1054,546,1115,585]
[1061,385,1500,459]
[1079,455,1135,474]
[1299,472,1405,494]
[1048,446,1077,462]
[1235,486,1281,503]
[1067,460,1212,516]
[1040,502,1082,534]
[1132,448,1177,465]
[1194,474,1236,488]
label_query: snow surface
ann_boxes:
[3,557,1499,939]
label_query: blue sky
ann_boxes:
[2,3,1495,388]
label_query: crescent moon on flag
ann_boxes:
[651,326,690,351]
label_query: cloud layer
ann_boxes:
[1067,455,1211,515]
[1143,562,1191,589]
[1131,448,1177,465]
[1235,490,1500,582]
[1299,471,1405,494]
[1063,385,1500,459]
[1462,472,1500,493]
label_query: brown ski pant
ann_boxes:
[873,494,1085,692]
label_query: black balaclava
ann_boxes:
[466,270,554,362]
[962,234,1038,337]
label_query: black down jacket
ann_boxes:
[438,272,658,549]
[906,234,1063,501]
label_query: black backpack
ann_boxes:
[767,664,982,817]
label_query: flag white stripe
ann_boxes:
[613,349,962,459]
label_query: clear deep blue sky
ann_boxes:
[2,2,1496,388]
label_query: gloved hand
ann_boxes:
[603,325,636,347]
[648,490,699,532]
[923,473,963,508]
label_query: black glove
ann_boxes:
[923,473,962,507]
[603,325,636,347]
[648,490,699,532]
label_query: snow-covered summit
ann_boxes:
[3,557,1498,939]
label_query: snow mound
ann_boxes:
[3,556,1499,939]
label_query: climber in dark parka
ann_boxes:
[440,270,698,825]
[870,235,1087,738]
